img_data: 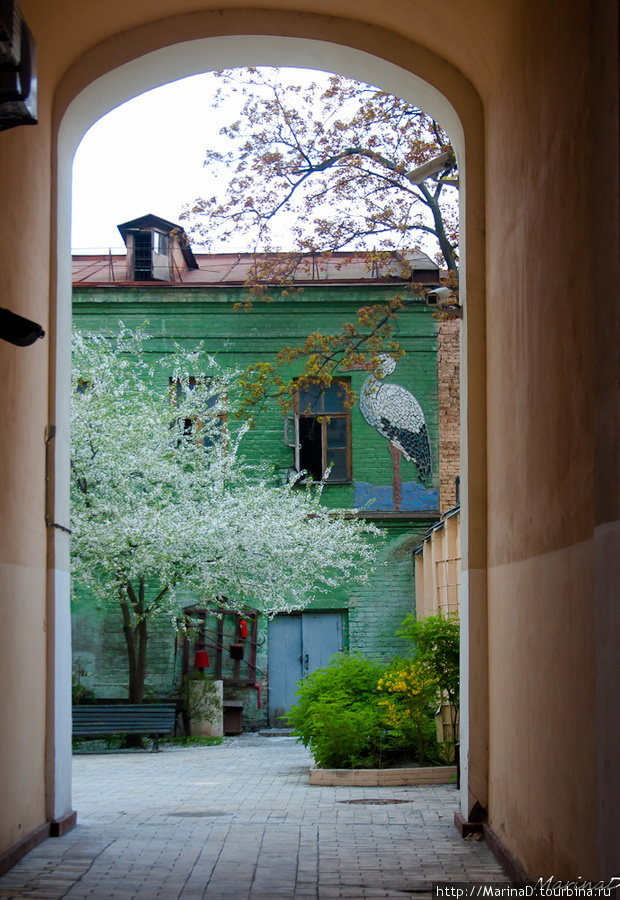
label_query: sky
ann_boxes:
[71,69,328,254]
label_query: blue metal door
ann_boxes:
[268,612,343,727]
[301,612,343,675]
[268,615,303,727]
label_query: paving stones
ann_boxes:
[0,734,505,899]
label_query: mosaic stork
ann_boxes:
[354,354,431,511]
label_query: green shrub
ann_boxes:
[397,612,459,700]
[287,653,387,768]
[377,659,440,765]
[397,611,460,747]
[288,647,447,769]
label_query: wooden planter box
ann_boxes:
[309,765,457,786]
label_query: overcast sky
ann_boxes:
[70,69,328,254]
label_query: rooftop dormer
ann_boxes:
[117,214,198,282]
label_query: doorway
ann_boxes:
[52,24,484,833]
[268,611,344,726]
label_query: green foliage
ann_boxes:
[73,733,224,752]
[377,660,439,765]
[161,735,223,747]
[287,653,387,768]
[288,651,444,768]
[299,703,385,769]
[397,611,460,709]
[288,615,460,768]
[72,680,96,706]
[72,735,119,752]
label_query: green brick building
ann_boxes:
[71,215,457,731]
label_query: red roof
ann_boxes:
[72,249,440,287]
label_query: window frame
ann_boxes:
[153,231,168,255]
[292,378,352,483]
[133,230,153,281]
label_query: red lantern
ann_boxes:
[239,619,249,639]
[194,649,209,669]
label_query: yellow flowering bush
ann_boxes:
[377,661,439,764]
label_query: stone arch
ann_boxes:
[48,12,488,825]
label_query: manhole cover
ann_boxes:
[338,798,409,805]
[167,811,228,817]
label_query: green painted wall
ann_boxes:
[72,601,179,700]
[72,282,439,729]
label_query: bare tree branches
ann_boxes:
[182,68,458,269]
[180,68,459,410]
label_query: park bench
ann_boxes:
[72,703,177,751]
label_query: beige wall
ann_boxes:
[0,0,617,880]
[0,563,47,854]
[481,1,612,877]
[0,94,54,858]
[414,510,461,621]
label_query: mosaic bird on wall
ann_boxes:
[353,354,431,511]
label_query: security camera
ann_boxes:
[426,287,453,307]
[425,287,463,318]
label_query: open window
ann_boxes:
[289,379,352,482]
[132,229,170,281]
[117,214,199,283]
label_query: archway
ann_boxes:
[48,14,487,833]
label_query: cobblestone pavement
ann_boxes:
[0,734,505,899]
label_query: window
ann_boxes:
[153,231,168,255]
[133,231,153,280]
[292,379,351,482]
[133,230,170,281]
[170,377,225,448]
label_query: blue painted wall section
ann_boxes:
[354,482,439,512]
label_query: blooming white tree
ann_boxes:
[71,328,380,702]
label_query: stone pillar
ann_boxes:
[189,679,224,737]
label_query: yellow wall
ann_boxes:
[0,0,617,879]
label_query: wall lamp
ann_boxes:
[0,307,45,345]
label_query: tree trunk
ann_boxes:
[418,182,459,278]
[120,579,148,704]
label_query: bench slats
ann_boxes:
[72,704,177,749]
